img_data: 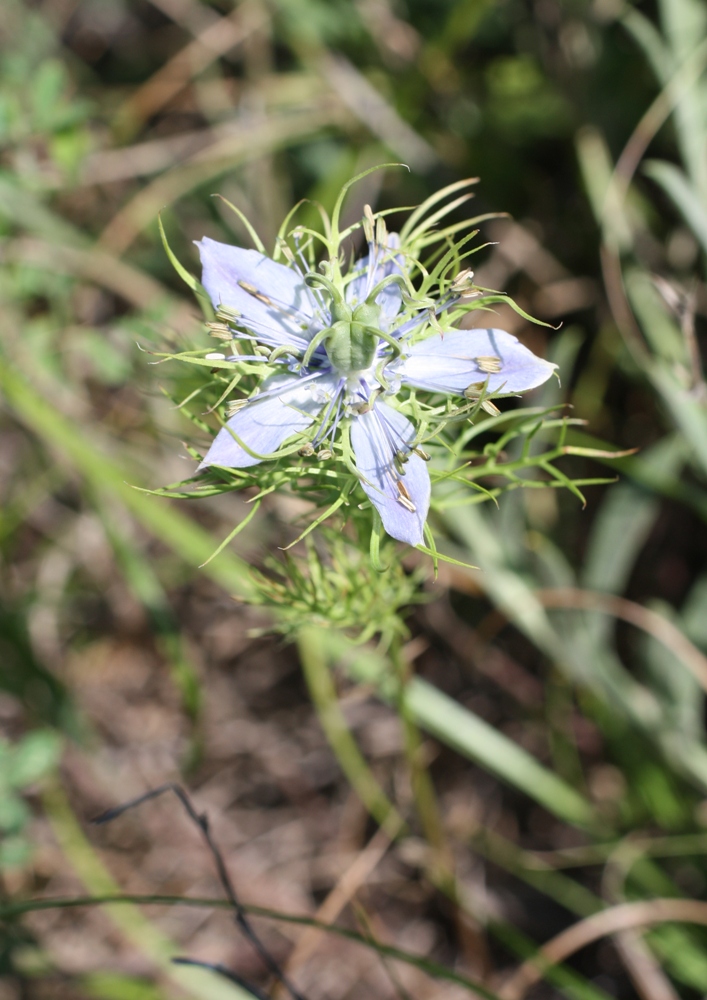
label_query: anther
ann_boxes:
[216,305,241,323]
[351,387,383,414]
[206,322,232,339]
[226,399,249,417]
[394,450,409,475]
[375,215,388,245]
[451,268,475,290]
[277,241,296,264]
[464,383,501,415]
[363,204,375,243]
[316,448,332,461]
[298,443,315,457]
[475,356,502,374]
[414,447,431,461]
[238,280,273,306]
[395,479,416,513]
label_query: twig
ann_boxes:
[278,822,396,989]
[115,1,266,133]
[92,783,310,1000]
[499,898,707,1000]
[173,958,272,1000]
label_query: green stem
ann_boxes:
[390,640,454,883]
[296,627,405,839]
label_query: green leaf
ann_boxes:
[211,194,266,253]
[81,974,164,1000]
[0,795,30,833]
[9,730,62,788]
[157,214,197,291]
[404,678,598,830]
[643,159,707,252]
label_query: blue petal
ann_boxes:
[345,233,404,328]
[396,328,557,394]
[199,374,337,470]
[197,238,321,349]
[350,401,430,546]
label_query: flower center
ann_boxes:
[324,300,382,375]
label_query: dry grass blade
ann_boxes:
[536,587,707,694]
[613,928,681,1000]
[612,35,707,201]
[98,104,346,254]
[500,899,707,1000]
[80,128,225,185]
[599,241,650,364]
[319,53,438,172]
[276,823,399,994]
[116,1,267,133]
[2,237,196,332]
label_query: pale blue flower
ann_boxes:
[196,233,556,546]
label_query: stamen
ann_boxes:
[351,387,383,415]
[212,309,313,353]
[414,447,431,461]
[298,443,315,456]
[375,215,387,246]
[394,449,409,475]
[226,399,249,417]
[311,378,345,447]
[216,305,241,323]
[316,449,332,461]
[207,322,232,339]
[396,479,416,512]
[464,382,501,414]
[363,204,375,243]
[237,280,274,307]
[451,268,474,290]
[277,240,296,264]
[475,356,502,374]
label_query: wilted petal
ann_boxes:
[197,237,320,349]
[350,401,430,546]
[199,374,337,470]
[396,328,557,394]
[346,233,404,327]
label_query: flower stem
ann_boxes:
[296,627,405,840]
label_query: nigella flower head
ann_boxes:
[171,174,557,548]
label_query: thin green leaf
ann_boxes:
[211,194,266,253]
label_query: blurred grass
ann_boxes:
[4,0,707,998]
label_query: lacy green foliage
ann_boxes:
[249,533,426,642]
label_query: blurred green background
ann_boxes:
[4,0,707,998]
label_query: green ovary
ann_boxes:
[324,301,381,374]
